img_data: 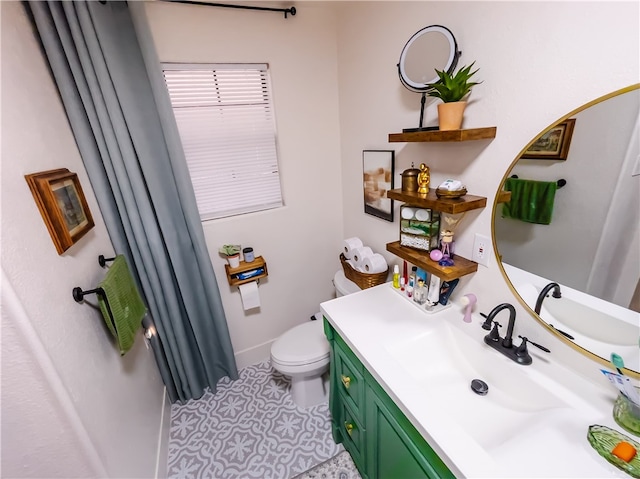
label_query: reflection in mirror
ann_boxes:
[397,25,459,132]
[494,85,640,375]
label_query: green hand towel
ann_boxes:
[98,255,146,355]
[502,178,557,225]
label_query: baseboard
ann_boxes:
[234,339,274,370]
[154,387,171,479]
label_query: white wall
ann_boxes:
[334,1,638,381]
[142,2,344,368]
[1,3,169,477]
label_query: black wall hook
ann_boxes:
[72,286,117,331]
[72,286,105,303]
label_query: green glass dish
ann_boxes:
[587,425,640,478]
[614,393,640,436]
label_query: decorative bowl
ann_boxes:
[435,187,467,199]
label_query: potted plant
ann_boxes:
[427,62,481,131]
[219,244,241,268]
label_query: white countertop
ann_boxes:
[321,283,631,478]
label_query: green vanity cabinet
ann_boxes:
[324,319,455,479]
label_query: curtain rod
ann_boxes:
[160,0,297,18]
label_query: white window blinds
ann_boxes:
[163,63,283,221]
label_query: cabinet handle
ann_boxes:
[341,375,351,389]
[344,421,355,437]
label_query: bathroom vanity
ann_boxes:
[321,283,631,478]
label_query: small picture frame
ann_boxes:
[25,168,95,254]
[521,118,576,160]
[363,150,395,222]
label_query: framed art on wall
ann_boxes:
[521,118,576,160]
[25,168,95,254]
[363,150,395,222]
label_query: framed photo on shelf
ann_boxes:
[25,168,95,254]
[363,150,395,222]
[521,118,576,160]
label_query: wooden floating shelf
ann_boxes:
[387,188,486,214]
[225,256,268,286]
[388,127,497,143]
[387,188,511,213]
[497,191,511,203]
[386,241,477,282]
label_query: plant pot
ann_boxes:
[227,254,240,268]
[437,101,467,131]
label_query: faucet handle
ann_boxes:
[517,335,550,354]
[488,321,502,342]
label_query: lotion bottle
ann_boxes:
[392,264,400,288]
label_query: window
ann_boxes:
[163,63,283,220]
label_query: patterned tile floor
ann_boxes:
[167,361,344,479]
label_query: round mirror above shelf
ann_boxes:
[397,25,460,132]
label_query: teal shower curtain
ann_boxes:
[26,0,238,402]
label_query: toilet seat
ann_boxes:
[271,321,330,366]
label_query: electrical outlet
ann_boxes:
[472,233,491,267]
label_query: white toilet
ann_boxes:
[270,270,361,408]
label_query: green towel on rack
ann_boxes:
[98,255,146,355]
[502,178,557,225]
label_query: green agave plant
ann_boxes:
[427,62,482,103]
[219,244,241,256]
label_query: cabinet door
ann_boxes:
[337,398,366,472]
[334,335,365,414]
[365,374,455,479]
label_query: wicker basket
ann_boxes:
[339,253,388,289]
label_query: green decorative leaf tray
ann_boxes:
[587,425,640,478]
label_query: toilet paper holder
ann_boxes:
[225,256,268,286]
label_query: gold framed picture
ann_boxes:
[521,118,576,160]
[25,168,95,254]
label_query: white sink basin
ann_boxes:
[516,282,640,370]
[385,320,570,452]
[543,294,638,346]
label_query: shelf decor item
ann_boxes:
[399,205,440,252]
[363,150,395,222]
[219,244,241,268]
[339,254,388,289]
[427,62,481,131]
[25,168,95,255]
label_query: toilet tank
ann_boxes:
[333,270,361,297]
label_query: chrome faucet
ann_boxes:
[482,302,549,365]
[534,282,562,314]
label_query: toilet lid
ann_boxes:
[271,320,330,366]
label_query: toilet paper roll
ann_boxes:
[401,207,415,220]
[239,281,260,310]
[352,246,374,266]
[415,209,430,221]
[342,237,363,259]
[362,253,388,274]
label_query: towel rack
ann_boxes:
[72,286,117,331]
[510,175,566,188]
[98,255,116,267]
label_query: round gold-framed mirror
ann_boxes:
[492,84,640,379]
